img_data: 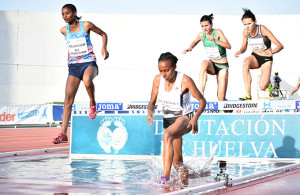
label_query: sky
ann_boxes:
[0,0,299,15]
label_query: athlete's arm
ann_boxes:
[60,26,66,36]
[214,29,231,49]
[182,75,206,134]
[291,77,300,96]
[60,27,69,61]
[84,21,109,60]
[183,32,202,54]
[235,29,248,57]
[147,75,160,126]
[261,25,284,55]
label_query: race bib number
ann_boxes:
[248,38,267,51]
[66,37,88,57]
[205,47,221,60]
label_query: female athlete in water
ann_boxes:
[147,52,206,184]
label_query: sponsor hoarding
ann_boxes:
[0,104,53,124]
[71,112,300,158]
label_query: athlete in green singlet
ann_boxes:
[183,14,231,101]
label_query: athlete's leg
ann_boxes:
[162,116,191,179]
[173,137,189,185]
[216,67,229,101]
[199,60,216,94]
[82,66,98,106]
[242,56,259,96]
[259,61,272,90]
[172,137,183,169]
[61,75,81,135]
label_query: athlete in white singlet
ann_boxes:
[147,52,206,184]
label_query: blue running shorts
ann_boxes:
[68,61,98,80]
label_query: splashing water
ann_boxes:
[186,135,224,178]
[143,139,221,191]
[144,135,224,190]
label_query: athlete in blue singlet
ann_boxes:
[147,52,206,184]
[53,4,109,144]
[183,14,231,101]
[235,9,284,100]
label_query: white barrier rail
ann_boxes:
[0,147,70,158]
[166,163,300,195]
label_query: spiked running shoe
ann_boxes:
[239,94,252,101]
[267,83,274,95]
[158,176,169,185]
[53,133,68,144]
[89,105,97,120]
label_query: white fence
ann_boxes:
[0,11,300,105]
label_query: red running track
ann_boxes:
[0,127,70,154]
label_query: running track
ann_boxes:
[0,127,70,153]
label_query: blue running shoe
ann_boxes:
[158,176,169,184]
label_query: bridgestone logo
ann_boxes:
[127,105,158,109]
[127,105,148,109]
[223,103,258,109]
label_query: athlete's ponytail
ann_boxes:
[200,14,214,24]
[241,8,256,22]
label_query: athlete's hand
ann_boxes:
[265,50,272,57]
[102,48,109,60]
[234,51,241,58]
[183,48,192,54]
[206,34,216,42]
[291,89,298,96]
[187,117,198,134]
[147,113,155,127]
[291,91,295,96]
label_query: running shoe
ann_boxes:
[53,133,68,144]
[267,83,274,95]
[89,105,97,120]
[158,176,169,184]
[239,94,252,100]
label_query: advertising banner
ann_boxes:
[218,101,263,110]
[296,101,300,109]
[0,104,53,124]
[53,105,64,121]
[184,114,300,158]
[97,103,123,111]
[71,115,163,155]
[219,100,296,110]
[72,100,298,112]
[71,112,300,158]
[262,100,295,110]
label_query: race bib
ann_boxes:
[248,38,267,51]
[205,47,221,60]
[66,37,89,57]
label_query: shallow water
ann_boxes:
[0,154,292,194]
